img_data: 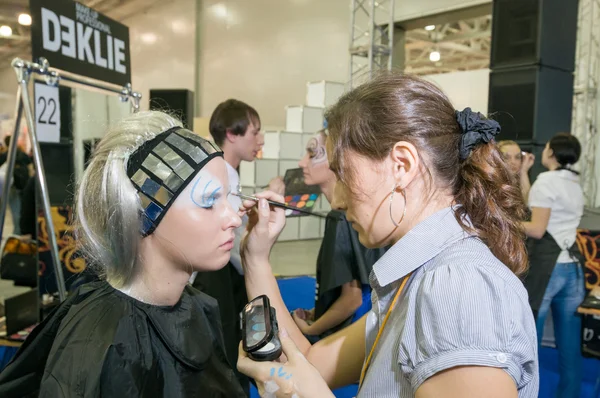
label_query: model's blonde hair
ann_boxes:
[74,111,182,288]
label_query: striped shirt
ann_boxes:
[358,207,538,397]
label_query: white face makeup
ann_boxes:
[155,158,241,272]
[305,134,327,166]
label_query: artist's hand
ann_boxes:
[241,191,286,263]
[293,308,314,322]
[292,312,312,335]
[268,176,286,196]
[521,152,535,174]
[238,329,334,398]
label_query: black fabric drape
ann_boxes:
[0,281,245,398]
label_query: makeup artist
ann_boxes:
[236,73,538,398]
[292,129,385,342]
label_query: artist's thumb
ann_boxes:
[279,328,303,363]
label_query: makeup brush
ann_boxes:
[232,191,326,218]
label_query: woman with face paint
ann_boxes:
[292,130,385,342]
[0,111,247,397]
[237,73,537,398]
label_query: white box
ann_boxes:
[279,159,300,176]
[255,159,279,187]
[315,196,331,213]
[239,159,279,187]
[239,161,255,187]
[241,186,256,196]
[299,216,321,239]
[285,106,324,133]
[277,217,300,241]
[306,81,345,108]
[262,131,305,159]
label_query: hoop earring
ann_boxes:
[389,184,406,228]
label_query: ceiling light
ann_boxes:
[425,25,435,31]
[18,13,32,26]
[140,33,157,44]
[0,25,12,37]
[429,51,441,62]
[210,3,228,19]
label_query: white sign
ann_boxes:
[34,82,61,143]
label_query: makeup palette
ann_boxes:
[242,295,282,361]
[283,168,321,218]
[284,193,319,217]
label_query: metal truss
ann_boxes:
[404,16,492,76]
[572,0,600,206]
[348,0,395,89]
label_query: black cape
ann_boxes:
[314,210,386,337]
[192,263,249,394]
[0,281,245,398]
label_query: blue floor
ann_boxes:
[256,276,600,398]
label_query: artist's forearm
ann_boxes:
[307,296,361,336]
[520,173,531,205]
[523,221,544,239]
[243,259,312,355]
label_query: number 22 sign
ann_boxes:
[34,82,61,143]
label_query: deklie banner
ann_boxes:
[30,0,131,87]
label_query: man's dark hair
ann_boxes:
[548,132,581,166]
[4,135,11,147]
[209,99,260,146]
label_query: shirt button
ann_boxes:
[496,353,507,363]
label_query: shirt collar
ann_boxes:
[373,206,472,287]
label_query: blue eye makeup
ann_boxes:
[190,176,222,209]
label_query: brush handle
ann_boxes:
[234,192,326,218]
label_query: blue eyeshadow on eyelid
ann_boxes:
[190,177,223,208]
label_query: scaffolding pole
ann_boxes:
[0,58,141,302]
[348,0,395,89]
[572,0,600,207]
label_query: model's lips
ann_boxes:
[220,237,235,250]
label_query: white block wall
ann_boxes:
[243,79,344,241]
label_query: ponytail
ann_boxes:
[454,143,528,275]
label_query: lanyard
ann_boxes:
[359,272,412,388]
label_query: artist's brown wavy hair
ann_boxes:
[326,72,527,275]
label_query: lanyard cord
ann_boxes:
[359,272,413,387]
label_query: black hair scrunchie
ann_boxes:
[456,107,501,160]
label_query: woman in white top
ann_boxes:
[523,132,584,398]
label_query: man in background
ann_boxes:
[193,99,283,395]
